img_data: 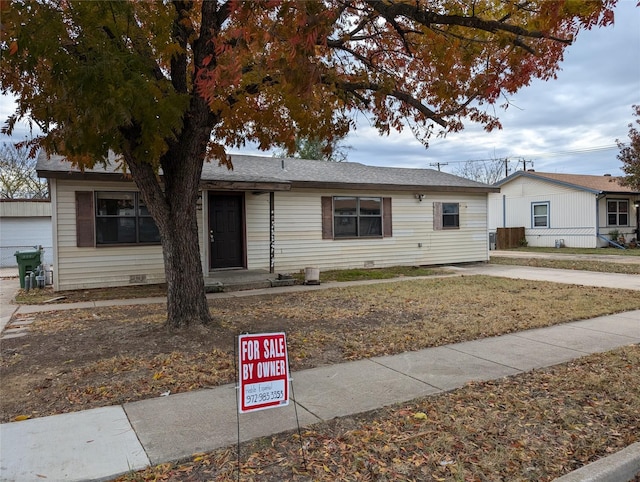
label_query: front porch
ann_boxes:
[204,269,297,293]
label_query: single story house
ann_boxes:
[489,171,640,248]
[0,200,53,268]
[36,153,499,291]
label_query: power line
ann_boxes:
[443,144,619,165]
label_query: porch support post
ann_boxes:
[270,191,275,274]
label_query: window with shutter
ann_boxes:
[76,191,95,247]
[322,196,392,239]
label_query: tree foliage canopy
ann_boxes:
[2,0,615,166]
[0,0,616,327]
[617,105,640,191]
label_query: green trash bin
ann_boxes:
[15,250,42,289]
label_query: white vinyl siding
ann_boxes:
[489,177,598,248]
[51,180,490,290]
[52,180,167,291]
[263,190,488,273]
[489,176,639,248]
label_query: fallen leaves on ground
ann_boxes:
[116,345,640,481]
[2,277,640,422]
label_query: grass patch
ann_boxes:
[503,247,640,257]
[14,283,168,304]
[295,265,450,282]
[491,257,640,274]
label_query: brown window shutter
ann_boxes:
[433,202,443,231]
[321,196,333,239]
[383,197,392,237]
[76,191,95,247]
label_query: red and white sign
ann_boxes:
[238,332,290,413]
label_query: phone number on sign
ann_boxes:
[245,390,284,405]
[244,379,286,407]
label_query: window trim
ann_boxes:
[94,191,161,246]
[433,202,460,230]
[531,201,550,228]
[441,202,460,229]
[321,196,392,240]
[76,191,95,247]
[333,196,383,238]
[606,199,629,227]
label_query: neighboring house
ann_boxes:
[0,200,53,268]
[489,171,640,249]
[36,153,499,291]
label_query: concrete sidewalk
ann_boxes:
[1,263,640,481]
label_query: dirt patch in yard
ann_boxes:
[2,275,640,423]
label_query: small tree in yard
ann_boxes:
[617,105,640,190]
[0,142,48,199]
[1,1,615,329]
[453,159,507,185]
[275,135,350,163]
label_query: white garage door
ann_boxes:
[0,217,53,268]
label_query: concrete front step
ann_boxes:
[204,276,297,293]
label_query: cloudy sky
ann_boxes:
[337,0,640,177]
[2,2,639,178]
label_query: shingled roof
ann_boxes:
[495,170,638,194]
[37,152,499,193]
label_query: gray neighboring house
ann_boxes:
[37,153,499,291]
[489,171,640,248]
[0,200,53,268]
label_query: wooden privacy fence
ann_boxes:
[496,227,525,249]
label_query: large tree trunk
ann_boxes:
[161,192,212,328]
[125,141,213,329]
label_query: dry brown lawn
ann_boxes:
[2,275,639,424]
[3,274,640,481]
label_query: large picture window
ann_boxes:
[532,202,550,228]
[333,196,382,237]
[321,196,391,239]
[607,200,628,226]
[95,192,160,245]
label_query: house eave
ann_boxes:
[291,181,500,193]
[200,180,292,192]
[36,169,133,183]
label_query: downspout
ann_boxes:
[269,191,275,274]
[50,178,60,290]
[595,193,604,243]
[502,195,506,227]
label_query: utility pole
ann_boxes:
[519,158,533,171]
[429,162,448,171]
[504,158,510,177]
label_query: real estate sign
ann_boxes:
[238,332,290,413]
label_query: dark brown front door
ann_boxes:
[209,194,244,269]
